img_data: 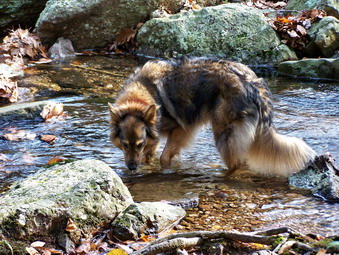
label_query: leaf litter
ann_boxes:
[0,28,51,104]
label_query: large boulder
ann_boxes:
[278,58,339,80]
[35,0,186,49]
[305,16,339,57]
[137,4,297,65]
[0,0,48,37]
[110,202,186,241]
[289,154,339,202]
[0,160,133,244]
[286,0,339,19]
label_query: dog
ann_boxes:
[108,57,316,176]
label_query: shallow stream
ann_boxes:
[0,55,338,236]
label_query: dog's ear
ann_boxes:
[144,104,157,124]
[108,103,121,123]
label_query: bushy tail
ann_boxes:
[247,127,316,176]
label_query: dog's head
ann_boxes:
[108,103,158,170]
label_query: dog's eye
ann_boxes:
[136,142,144,149]
[121,142,129,149]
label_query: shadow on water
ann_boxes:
[0,55,338,235]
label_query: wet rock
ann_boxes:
[51,69,92,89]
[0,0,48,37]
[289,154,339,202]
[48,37,75,60]
[278,58,339,80]
[305,16,339,57]
[286,0,339,19]
[35,0,187,49]
[0,160,133,244]
[110,202,186,241]
[137,4,297,65]
[0,100,48,121]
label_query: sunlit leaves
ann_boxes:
[269,9,327,52]
[0,28,51,104]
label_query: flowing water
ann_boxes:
[0,55,338,236]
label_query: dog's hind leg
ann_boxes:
[211,113,258,174]
[160,126,195,168]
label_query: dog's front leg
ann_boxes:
[160,127,193,168]
[143,139,159,163]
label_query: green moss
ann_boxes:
[313,238,334,248]
[271,236,286,248]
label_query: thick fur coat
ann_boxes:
[108,58,316,175]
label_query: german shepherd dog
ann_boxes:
[108,58,316,176]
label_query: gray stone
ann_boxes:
[0,100,48,121]
[48,37,75,60]
[137,4,297,65]
[110,202,186,240]
[0,0,48,36]
[306,16,339,57]
[278,58,339,80]
[0,160,133,242]
[289,154,339,202]
[35,0,186,49]
[286,0,339,19]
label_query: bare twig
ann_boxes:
[69,64,127,77]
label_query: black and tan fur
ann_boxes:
[108,58,316,175]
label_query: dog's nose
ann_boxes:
[127,161,138,170]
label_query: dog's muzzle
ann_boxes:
[127,161,138,170]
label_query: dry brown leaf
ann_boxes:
[40,135,57,145]
[75,242,91,253]
[115,28,136,46]
[66,218,78,232]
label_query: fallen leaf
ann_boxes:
[26,247,39,255]
[40,135,57,144]
[30,241,46,248]
[66,218,78,232]
[46,156,65,166]
[74,242,91,253]
[107,248,128,255]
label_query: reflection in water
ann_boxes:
[0,58,338,235]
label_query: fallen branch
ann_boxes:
[132,230,277,255]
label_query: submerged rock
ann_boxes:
[278,58,339,80]
[0,160,133,244]
[289,154,339,202]
[0,100,48,121]
[48,37,75,60]
[110,202,186,240]
[137,4,297,65]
